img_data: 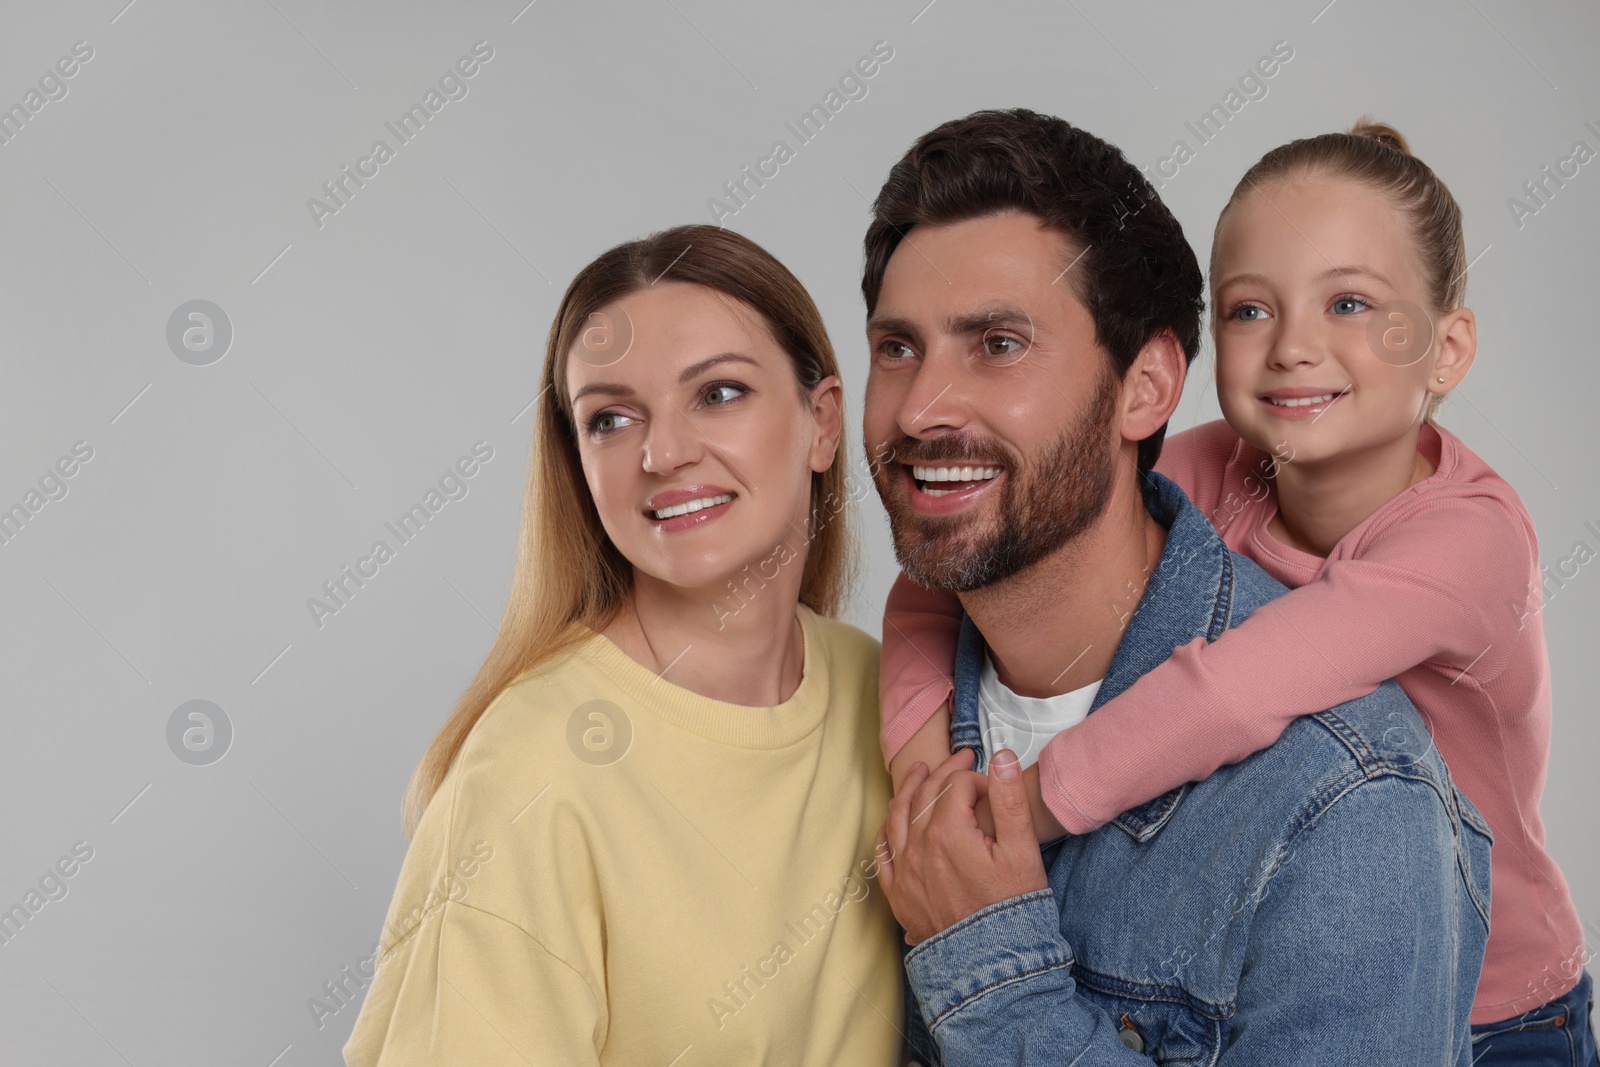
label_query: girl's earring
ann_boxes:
[1436,377,1445,383]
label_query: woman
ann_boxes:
[344,224,905,1065]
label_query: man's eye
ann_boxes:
[879,340,915,361]
[982,332,1029,363]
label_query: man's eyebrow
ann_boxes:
[947,305,1032,335]
[866,306,1034,337]
[866,314,918,337]
[570,352,757,405]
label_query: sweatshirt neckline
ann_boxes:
[571,603,831,749]
[1247,420,1457,570]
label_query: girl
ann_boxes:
[879,120,1595,1062]
[346,225,905,1064]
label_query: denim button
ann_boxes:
[1117,1015,1145,1052]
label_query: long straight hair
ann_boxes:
[403,224,857,835]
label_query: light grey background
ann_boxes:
[2,0,1596,1061]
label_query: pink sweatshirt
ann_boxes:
[880,418,1585,1024]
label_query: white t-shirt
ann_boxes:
[977,649,1103,770]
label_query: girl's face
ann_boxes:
[1211,173,1451,465]
[566,281,841,603]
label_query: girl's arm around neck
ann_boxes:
[1035,491,1534,834]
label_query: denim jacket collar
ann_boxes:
[950,471,1233,842]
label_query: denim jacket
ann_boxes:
[902,471,1493,1066]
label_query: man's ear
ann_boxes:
[808,374,845,472]
[1119,328,1187,449]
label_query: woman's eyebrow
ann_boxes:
[571,352,758,405]
[676,352,759,383]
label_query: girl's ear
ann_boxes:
[1432,306,1477,389]
[808,374,845,473]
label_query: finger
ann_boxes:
[907,747,976,830]
[873,824,895,895]
[973,795,997,840]
[886,761,930,867]
[986,748,1038,855]
[923,771,999,861]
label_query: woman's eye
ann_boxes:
[1331,296,1373,315]
[703,383,746,406]
[586,411,635,437]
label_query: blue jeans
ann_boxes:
[1471,970,1600,1066]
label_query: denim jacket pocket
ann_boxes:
[1072,965,1230,1065]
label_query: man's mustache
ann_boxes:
[874,436,1012,471]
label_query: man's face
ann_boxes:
[863,211,1123,592]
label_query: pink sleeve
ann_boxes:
[1038,491,1534,834]
[879,570,963,761]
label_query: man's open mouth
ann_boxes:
[908,463,1003,498]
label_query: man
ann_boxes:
[860,109,1492,1064]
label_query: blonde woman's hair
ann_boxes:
[402,224,858,835]
[1213,117,1467,421]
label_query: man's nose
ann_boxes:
[897,347,968,437]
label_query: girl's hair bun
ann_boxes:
[1347,116,1412,155]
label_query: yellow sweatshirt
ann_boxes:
[345,603,905,1066]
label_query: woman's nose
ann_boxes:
[641,407,702,475]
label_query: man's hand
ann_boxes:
[877,747,1049,945]
[972,763,1069,844]
[888,701,1067,844]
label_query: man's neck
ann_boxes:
[956,477,1167,699]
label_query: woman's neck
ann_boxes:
[601,573,807,707]
[1267,425,1436,558]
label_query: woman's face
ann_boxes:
[566,281,841,605]
[1211,173,1444,466]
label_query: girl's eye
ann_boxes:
[1230,303,1269,322]
[1331,295,1373,315]
[702,382,746,406]
[585,411,635,437]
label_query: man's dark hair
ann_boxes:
[862,108,1205,475]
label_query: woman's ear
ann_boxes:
[808,374,845,473]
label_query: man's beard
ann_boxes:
[871,367,1120,593]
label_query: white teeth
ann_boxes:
[650,493,734,520]
[911,465,1002,483]
[1267,392,1341,408]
